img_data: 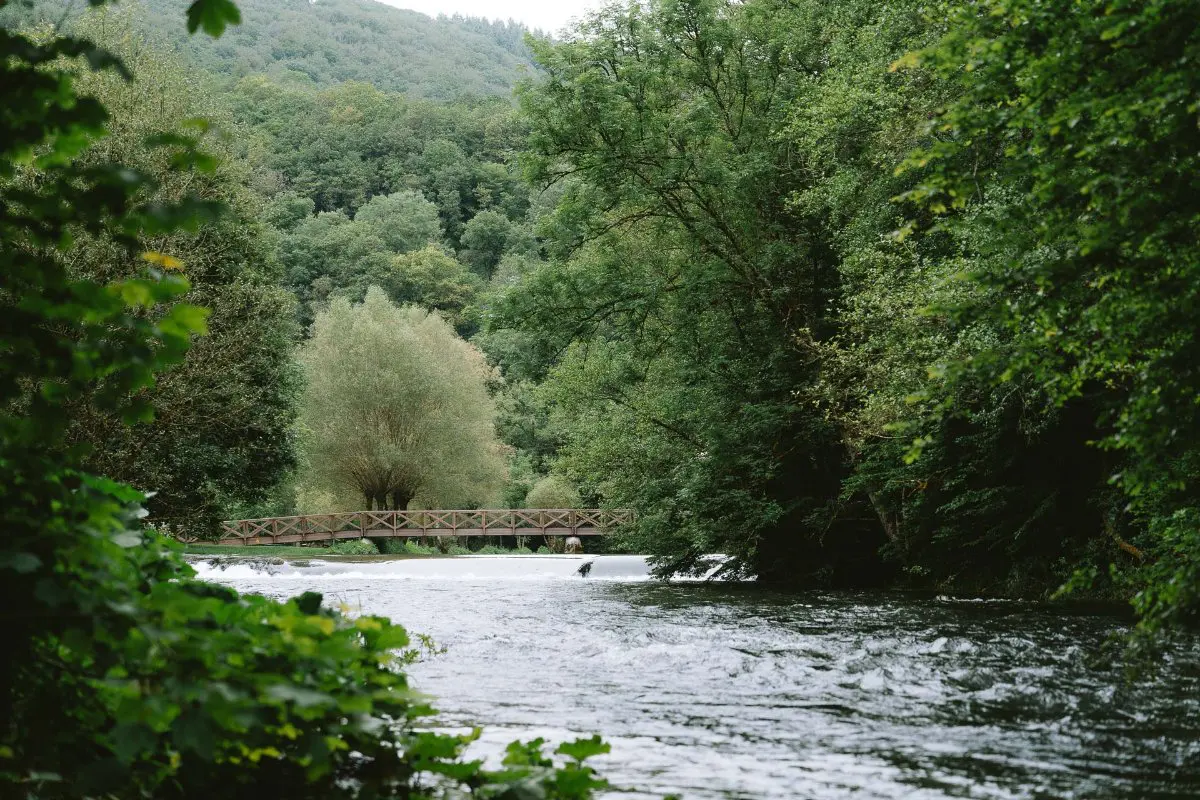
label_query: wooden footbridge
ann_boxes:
[209,509,634,547]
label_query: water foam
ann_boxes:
[188,554,662,583]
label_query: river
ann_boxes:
[191,554,1200,799]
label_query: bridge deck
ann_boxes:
[205,509,633,547]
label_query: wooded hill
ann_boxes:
[9,0,534,98]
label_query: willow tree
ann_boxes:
[299,287,506,511]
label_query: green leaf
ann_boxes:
[0,552,42,574]
[374,623,410,650]
[109,723,156,763]
[293,591,323,615]
[172,711,216,760]
[186,0,242,37]
[264,684,335,708]
[555,735,610,762]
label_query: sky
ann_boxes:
[375,0,601,34]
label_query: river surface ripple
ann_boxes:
[192,555,1200,799]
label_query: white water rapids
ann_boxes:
[192,554,1200,799]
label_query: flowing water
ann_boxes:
[191,554,1200,799]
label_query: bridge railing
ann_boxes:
[212,509,635,546]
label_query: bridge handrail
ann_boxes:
[212,508,635,544]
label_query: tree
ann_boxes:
[526,475,580,508]
[901,0,1200,633]
[505,0,1121,594]
[376,244,482,332]
[458,207,515,277]
[298,287,506,510]
[417,138,473,240]
[55,13,300,537]
[277,209,392,316]
[355,189,444,253]
[507,0,868,580]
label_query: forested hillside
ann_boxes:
[15,0,533,98]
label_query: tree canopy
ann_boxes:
[52,12,300,537]
[473,0,1200,638]
[6,0,536,99]
[298,288,506,511]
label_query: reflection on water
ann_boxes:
[192,555,1200,799]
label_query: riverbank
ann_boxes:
[185,544,346,557]
[183,542,545,557]
[181,545,590,559]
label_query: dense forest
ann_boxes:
[5,0,1198,629]
[494,0,1200,643]
[13,0,534,97]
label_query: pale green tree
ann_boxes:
[525,475,580,509]
[298,287,506,511]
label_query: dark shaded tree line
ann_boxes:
[478,0,1200,636]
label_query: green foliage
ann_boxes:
[0,4,610,797]
[328,538,379,555]
[382,245,484,334]
[355,190,444,253]
[460,208,517,278]
[184,544,317,556]
[503,0,881,579]
[226,75,530,325]
[9,10,301,538]
[897,0,1200,631]
[298,288,507,511]
[10,0,535,99]
[525,475,581,509]
[227,75,528,217]
[495,0,1200,634]
[186,0,240,37]
[378,538,440,556]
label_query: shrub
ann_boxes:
[525,474,581,508]
[378,537,439,555]
[376,537,434,556]
[328,537,379,555]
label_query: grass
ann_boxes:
[183,544,326,557]
[185,541,551,558]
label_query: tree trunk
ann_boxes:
[389,489,413,511]
[867,490,900,544]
